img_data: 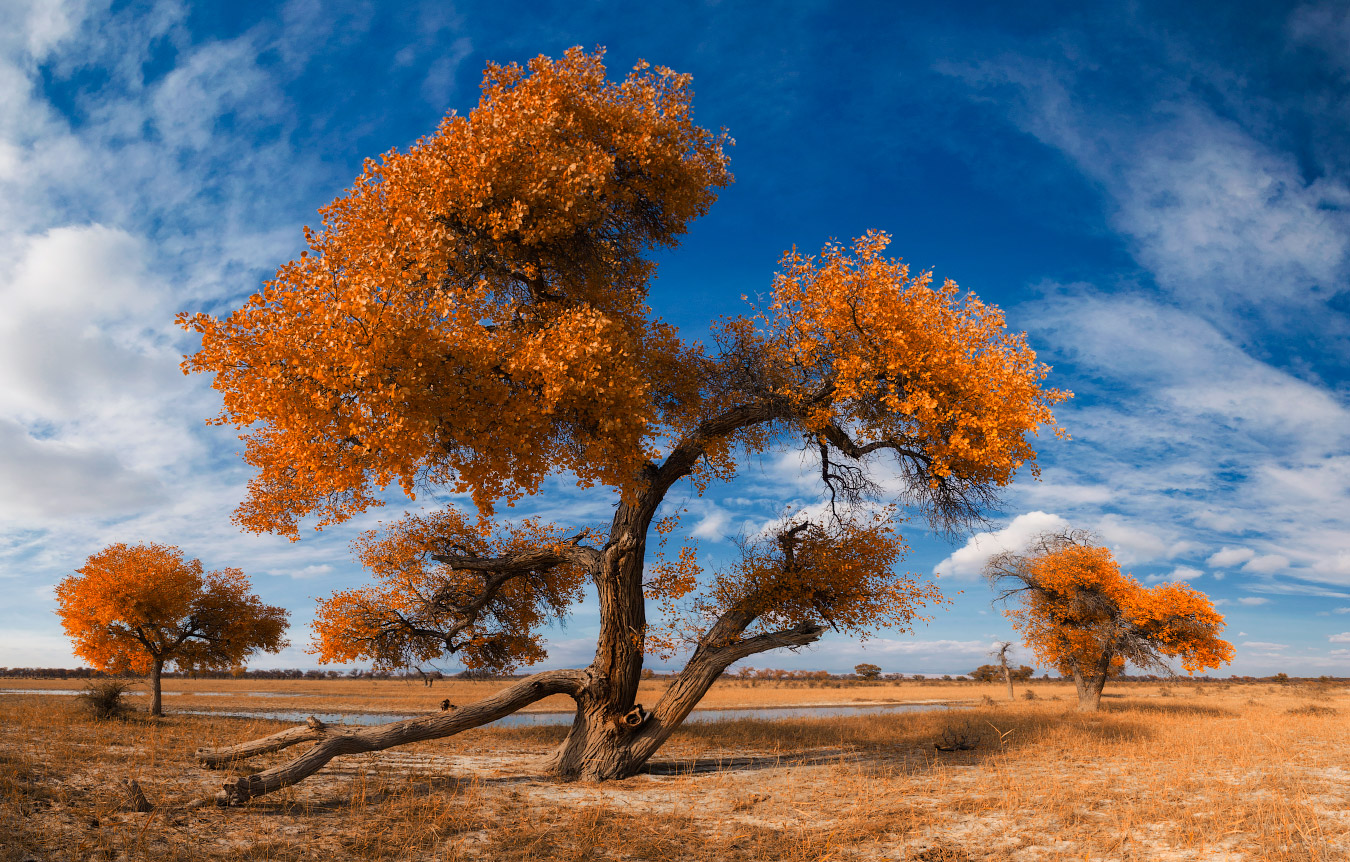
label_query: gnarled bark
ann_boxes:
[1071,650,1115,712]
[203,669,586,805]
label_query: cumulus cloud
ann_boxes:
[1237,597,1270,606]
[0,418,164,518]
[687,500,736,542]
[1243,555,1290,575]
[1146,565,1202,584]
[933,511,1070,579]
[1208,547,1256,567]
[1094,514,1192,565]
[1330,633,1350,643]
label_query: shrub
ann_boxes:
[1285,704,1337,717]
[77,679,135,720]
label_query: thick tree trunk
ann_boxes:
[539,500,654,781]
[149,659,163,717]
[200,669,586,805]
[544,616,827,780]
[1002,665,1014,701]
[1071,667,1107,712]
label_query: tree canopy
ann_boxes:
[182,48,1067,802]
[55,543,288,715]
[970,664,1034,682]
[985,530,1233,710]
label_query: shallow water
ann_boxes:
[181,702,956,728]
[0,689,307,697]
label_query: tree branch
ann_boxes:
[203,668,589,804]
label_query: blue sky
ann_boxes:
[2,0,1348,677]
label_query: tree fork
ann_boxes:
[204,669,586,805]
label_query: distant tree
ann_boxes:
[993,641,1016,700]
[55,543,288,716]
[969,664,1003,682]
[985,530,1233,711]
[1011,665,1035,681]
[854,663,882,681]
[182,47,1065,804]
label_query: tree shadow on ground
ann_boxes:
[640,705,1162,778]
[1107,701,1237,717]
[643,749,861,775]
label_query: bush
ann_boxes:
[1285,704,1337,717]
[77,679,135,720]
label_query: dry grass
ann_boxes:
[0,676,975,716]
[1,680,1347,860]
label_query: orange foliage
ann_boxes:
[312,511,589,673]
[996,539,1233,680]
[649,512,945,659]
[180,47,730,535]
[713,232,1068,506]
[180,47,1068,682]
[54,543,289,675]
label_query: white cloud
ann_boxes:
[944,50,1350,324]
[1241,641,1288,651]
[1330,633,1350,643]
[687,500,736,542]
[1208,547,1256,568]
[1147,565,1202,584]
[280,564,335,580]
[1313,551,1350,577]
[1094,514,1191,565]
[0,418,164,518]
[1237,597,1270,606]
[933,511,1070,579]
[1243,555,1290,575]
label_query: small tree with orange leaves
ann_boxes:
[985,530,1232,711]
[55,543,288,716]
[182,47,1067,803]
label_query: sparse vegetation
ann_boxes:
[2,678,1347,860]
[75,679,136,721]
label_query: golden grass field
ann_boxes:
[1,677,1346,861]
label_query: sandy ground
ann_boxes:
[2,680,1347,861]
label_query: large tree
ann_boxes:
[182,48,1066,804]
[984,530,1233,711]
[55,543,289,716]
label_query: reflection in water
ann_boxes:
[183,702,955,728]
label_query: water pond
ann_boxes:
[0,689,307,697]
[184,702,958,728]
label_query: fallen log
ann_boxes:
[196,669,586,805]
[198,715,330,768]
